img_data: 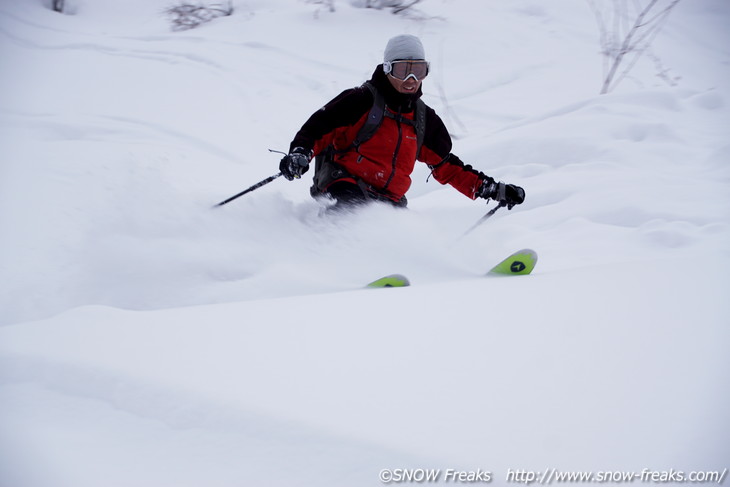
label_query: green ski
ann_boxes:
[365,249,536,287]
[366,274,411,288]
[487,249,538,276]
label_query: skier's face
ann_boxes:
[385,59,428,94]
[387,74,422,95]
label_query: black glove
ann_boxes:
[478,179,525,209]
[279,147,312,181]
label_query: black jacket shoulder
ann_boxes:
[289,85,373,153]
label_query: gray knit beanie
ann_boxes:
[383,35,426,62]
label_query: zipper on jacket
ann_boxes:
[383,110,403,191]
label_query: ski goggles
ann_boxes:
[384,60,430,81]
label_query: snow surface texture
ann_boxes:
[1,0,728,486]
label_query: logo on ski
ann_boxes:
[488,249,537,276]
[510,261,526,273]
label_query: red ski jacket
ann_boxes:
[289,65,492,201]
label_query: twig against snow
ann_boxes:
[165,1,234,31]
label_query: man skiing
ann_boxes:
[279,34,525,211]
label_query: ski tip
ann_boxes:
[488,248,538,276]
[366,274,411,288]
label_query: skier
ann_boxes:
[279,34,525,211]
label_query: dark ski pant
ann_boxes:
[322,181,407,212]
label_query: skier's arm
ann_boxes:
[289,86,373,157]
[418,107,491,199]
[419,108,525,207]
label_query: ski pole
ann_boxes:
[213,172,283,208]
[459,200,507,238]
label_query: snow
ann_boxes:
[0,0,728,486]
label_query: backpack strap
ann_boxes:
[414,99,426,159]
[311,82,386,194]
[353,81,386,149]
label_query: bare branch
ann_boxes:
[392,0,423,15]
[165,1,233,31]
[588,0,682,94]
